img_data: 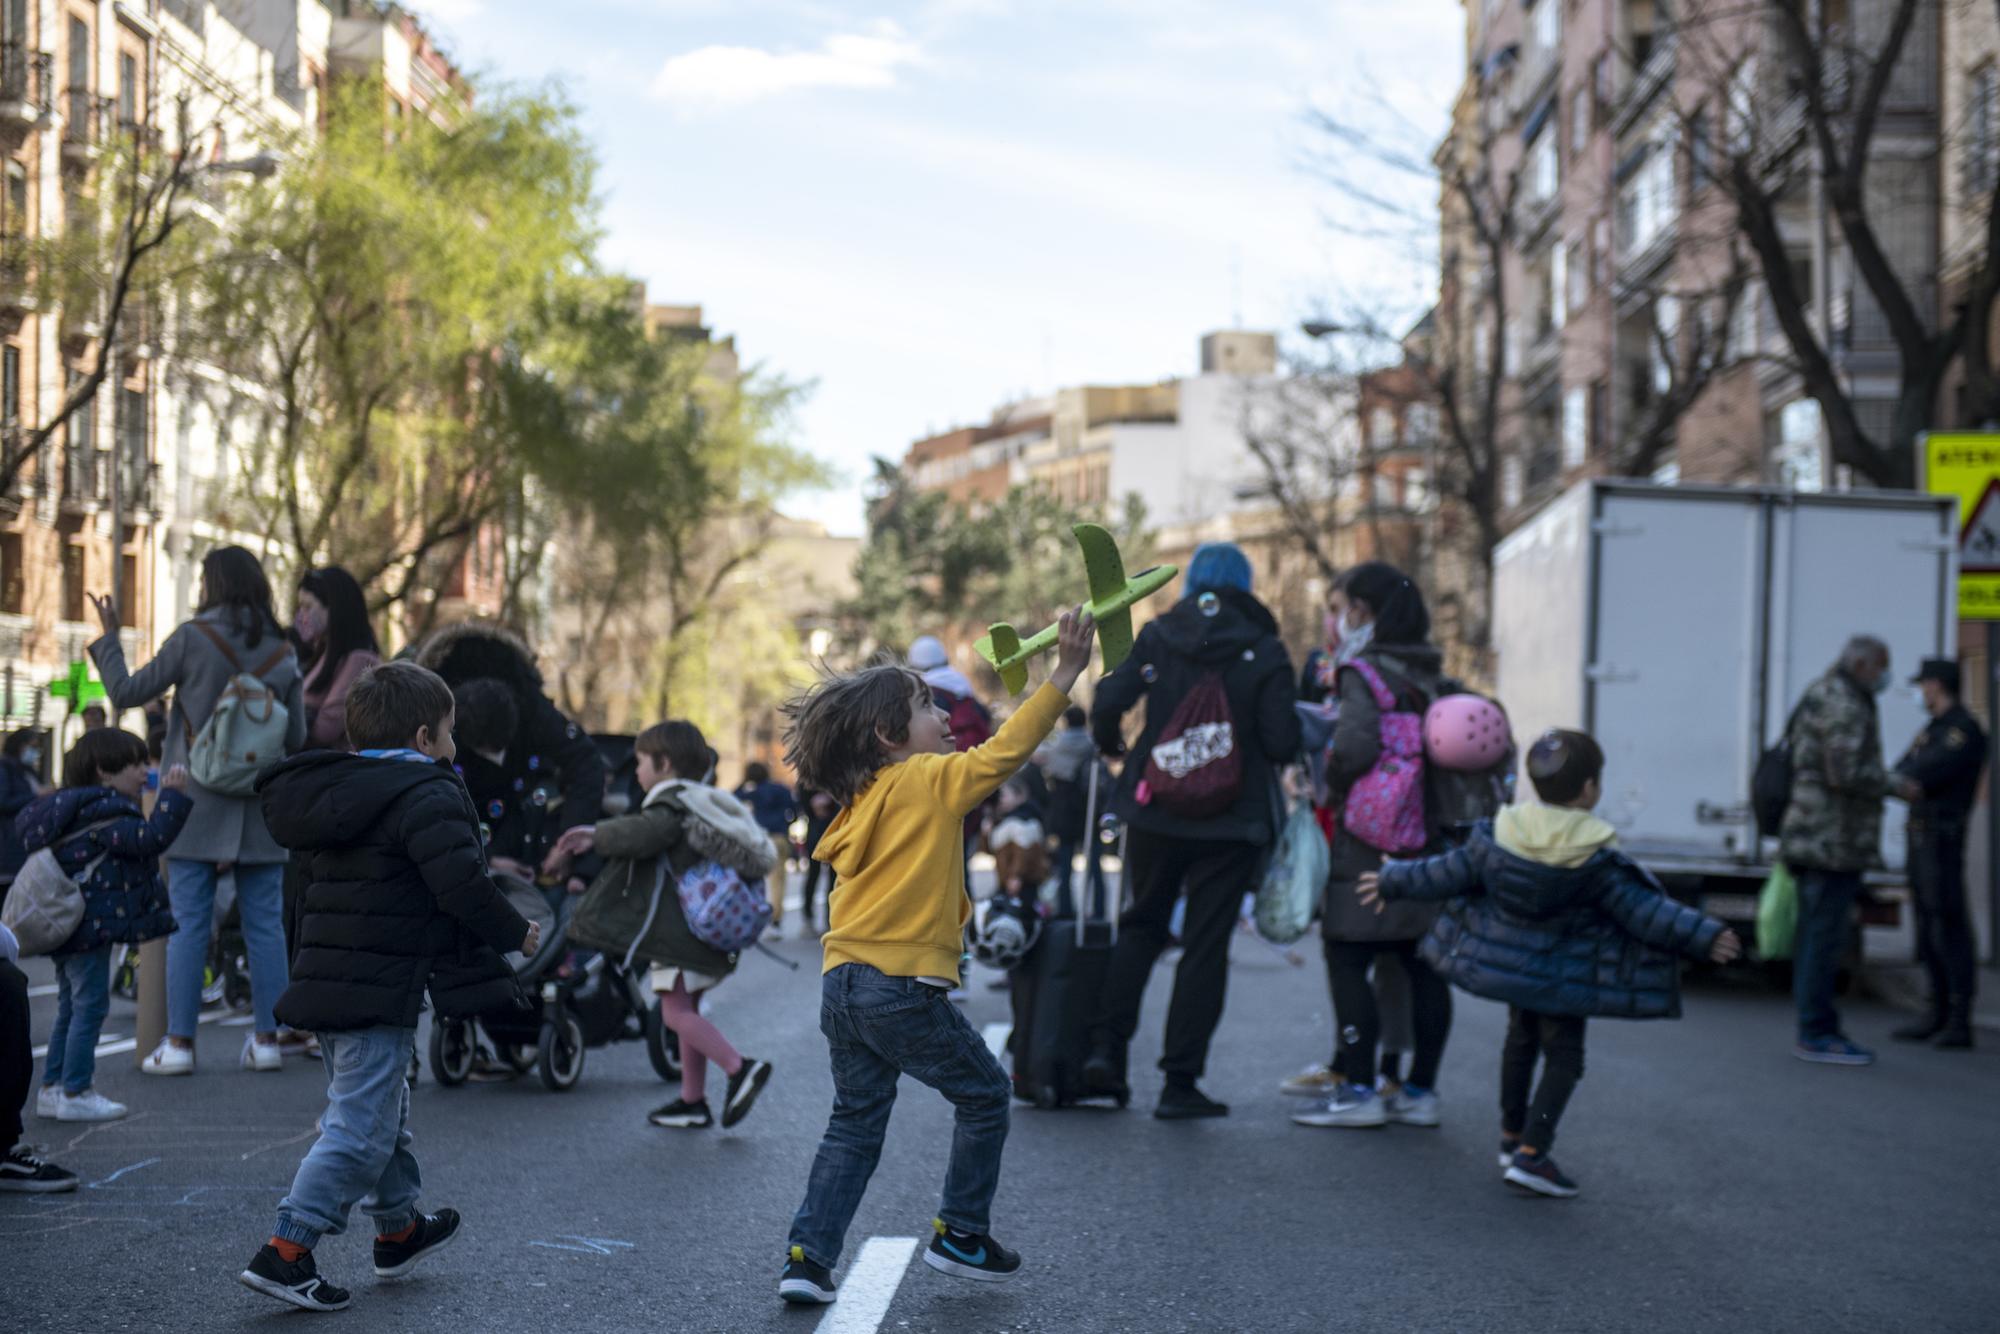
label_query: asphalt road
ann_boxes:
[5,875,1998,1334]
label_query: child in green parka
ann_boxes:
[546,720,775,1130]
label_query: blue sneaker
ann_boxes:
[1794,1036,1875,1066]
[1291,1082,1386,1128]
[923,1219,1022,1283]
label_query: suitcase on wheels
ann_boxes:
[1013,763,1128,1109]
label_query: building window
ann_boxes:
[1502,454,1524,509]
[1592,215,1611,288]
[118,51,137,127]
[0,532,20,614]
[1369,405,1396,447]
[1549,244,1568,331]
[65,17,89,130]
[2,345,16,429]
[1689,107,1714,192]
[2,161,23,241]
[61,543,84,623]
[1966,64,1998,200]
[1726,55,1758,154]
[1651,296,1681,396]
[1565,238,1587,311]
[120,553,137,625]
[1570,84,1590,158]
[1530,128,1559,202]
[1619,123,1678,254]
[1589,379,1608,458]
[1406,401,1438,441]
[1531,0,1560,57]
[1562,385,1588,468]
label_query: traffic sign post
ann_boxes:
[1923,432,2000,967]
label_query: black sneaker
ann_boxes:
[722,1057,773,1128]
[778,1246,837,1304]
[1153,1084,1229,1120]
[923,1219,1023,1283]
[238,1244,352,1311]
[647,1097,713,1129]
[373,1209,463,1278]
[0,1145,79,1193]
[1504,1151,1580,1199]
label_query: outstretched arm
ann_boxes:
[1366,844,1484,906]
[932,610,1094,817]
[1598,868,1727,960]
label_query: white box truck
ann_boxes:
[1491,481,1959,942]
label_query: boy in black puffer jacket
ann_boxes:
[239,662,535,1313]
[1361,729,1740,1198]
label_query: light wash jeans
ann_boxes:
[275,1026,422,1245]
[42,945,112,1095]
[166,859,287,1037]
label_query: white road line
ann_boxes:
[32,1004,234,1059]
[27,984,57,997]
[980,1022,1010,1061]
[815,1235,919,1334]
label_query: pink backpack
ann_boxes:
[1340,659,1427,854]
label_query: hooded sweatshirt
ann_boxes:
[816,682,1069,984]
[1493,803,1619,869]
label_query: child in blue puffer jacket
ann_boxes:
[1360,728,1740,1199]
[16,728,191,1123]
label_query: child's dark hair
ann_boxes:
[781,664,927,805]
[452,677,519,756]
[744,761,771,785]
[1063,705,1086,728]
[346,661,456,751]
[636,720,712,783]
[64,728,148,788]
[1527,728,1605,805]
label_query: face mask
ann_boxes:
[1872,672,1890,696]
[295,606,328,644]
[20,747,40,768]
[1336,616,1375,665]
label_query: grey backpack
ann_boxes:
[0,819,120,956]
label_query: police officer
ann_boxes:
[1891,659,1989,1050]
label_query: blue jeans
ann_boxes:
[166,859,288,1037]
[1794,868,1862,1042]
[276,1026,422,1245]
[43,946,112,1095]
[789,964,1011,1269]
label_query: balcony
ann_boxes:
[0,42,51,130]
[62,92,112,166]
[0,611,30,662]
[1613,29,1677,137]
[60,445,105,511]
[0,244,29,313]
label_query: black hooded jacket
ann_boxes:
[1091,587,1300,844]
[260,751,531,1031]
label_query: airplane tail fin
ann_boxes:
[976,623,1029,695]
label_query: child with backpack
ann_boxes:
[546,720,777,1131]
[15,730,191,1122]
[774,609,1095,1306]
[1359,728,1742,1197]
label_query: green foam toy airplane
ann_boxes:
[974,523,1178,695]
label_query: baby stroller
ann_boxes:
[428,874,683,1092]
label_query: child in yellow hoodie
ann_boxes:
[775,610,1094,1306]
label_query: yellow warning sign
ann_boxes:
[1924,432,2000,619]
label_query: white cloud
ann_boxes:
[649,20,921,112]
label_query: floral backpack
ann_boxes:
[1340,659,1428,854]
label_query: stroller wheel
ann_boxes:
[505,1043,537,1074]
[429,1019,476,1087]
[644,1007,682,1083]
[538,1012,585,1092]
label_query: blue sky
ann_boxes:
[421,0,1464,534]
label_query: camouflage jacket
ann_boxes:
[1779,668,1890,873]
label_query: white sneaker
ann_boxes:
[56,1089,128,1122]
[241,1036,283,1072]
[140,1041,194,1076]
[1278,1063,1341,1097]
[1291,1084,1387,1128]
[1385,1087,1442,1127]
[35,1085,60,1119]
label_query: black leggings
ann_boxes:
[1324,939,1452,1090]
[1,959,30,1156]
[1500,1007,1587,1153]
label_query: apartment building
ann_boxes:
[1443,0,1940,520]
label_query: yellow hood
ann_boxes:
[1494,803,1618,869]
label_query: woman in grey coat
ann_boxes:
[88,546,305,1076]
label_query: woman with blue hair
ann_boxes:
[1080,542,1301,1118]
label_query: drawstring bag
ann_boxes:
[1140,672,1242,818]
[1340,659,1427,854]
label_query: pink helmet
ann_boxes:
[1424,694,1511,772]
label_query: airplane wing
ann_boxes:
[982,623,1029,695]
[1073,523,1127,605]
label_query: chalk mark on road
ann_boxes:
[528,1235,637,1255]
[87,1157,160,1188]
[815,1235,919,1334]
[981,1023,1010,1061]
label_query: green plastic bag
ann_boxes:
[1757,861,1798,961]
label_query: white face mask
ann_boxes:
[1335,616,1375,664]
[20,747,41,768]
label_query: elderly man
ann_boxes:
[1780,635,1893,1066]
[1892,659,1988,1051]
